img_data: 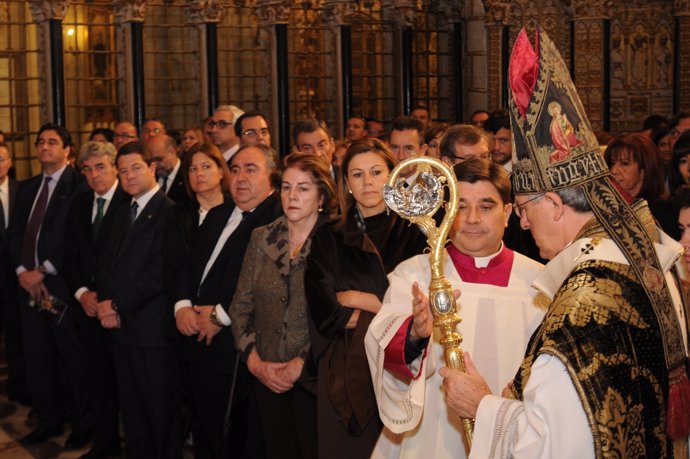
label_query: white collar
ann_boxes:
[533,232,683,300]
[167,158,181,182]
[96,179,118,201]
[131,184,161,212]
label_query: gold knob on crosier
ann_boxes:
[383,156,474,452]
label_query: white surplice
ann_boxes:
[365,247,545,459]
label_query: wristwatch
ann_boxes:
[209,308,224,328]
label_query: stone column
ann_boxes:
[674,0,690,112]
[437,0,466,122]
[114,0,146,127]
[29,0,68,125]
[186,0,224,117]
[323,0,359,126]
[256,0,291,156]
[384,0,417,115]
[571,0,613,132]
[482,0,512,111]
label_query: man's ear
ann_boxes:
[503,202,513,227]
[544,191,565,221]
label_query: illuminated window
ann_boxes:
[63,0,120,146]
[0,1,42,178]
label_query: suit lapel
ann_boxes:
[115,191,165,262]
[192,201,235,286]
[8,178,17,216]
[42,167,75,225]
[95,187,128,247]
[205,194,279,274]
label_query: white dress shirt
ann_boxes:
[16,164,68,276]
[74,180,120,301]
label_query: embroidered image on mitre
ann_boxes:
[507,27,690,443]
[508,29,607,194]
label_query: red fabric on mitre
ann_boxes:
[509,28,540,119]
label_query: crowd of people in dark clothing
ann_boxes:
[0,105,689,459]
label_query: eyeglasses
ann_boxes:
[114,133,137,139]
[242,128,270,139]
[143,127,162,135]
[513,194,544,218]
[207,120,233,129]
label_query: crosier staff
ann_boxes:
[383,156,474,453]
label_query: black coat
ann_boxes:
[96,190,175,347]
[63,186,130,298]
[163,171,189,204]
[0,177,17,293]
[8,167,88,302]
[175,193,283,373]
[305,209,426,443]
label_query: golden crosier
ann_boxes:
[383,156,474,452]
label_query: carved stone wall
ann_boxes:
[572,19,606,132]
[676,0,690,112]
[481,0,572,111]
[479,0,685,133]
[609,1,675,133]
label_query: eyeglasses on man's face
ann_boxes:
[242,128,270,139]
[208,120,233,130]
[513,194,544,218]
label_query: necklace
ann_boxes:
[289,238,304,258]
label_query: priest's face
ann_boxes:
[450,180,511,257]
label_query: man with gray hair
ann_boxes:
[64,141,129,457]
[208,105,245,165]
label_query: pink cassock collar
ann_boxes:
[446,244,514,287]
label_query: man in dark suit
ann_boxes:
[7,123,90,446]
[292,118,338,183]
[174,144,282,458]
[95,141,180,459]
[63,141,129,459]
[148,134,188,203]
[0,142,27,404]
